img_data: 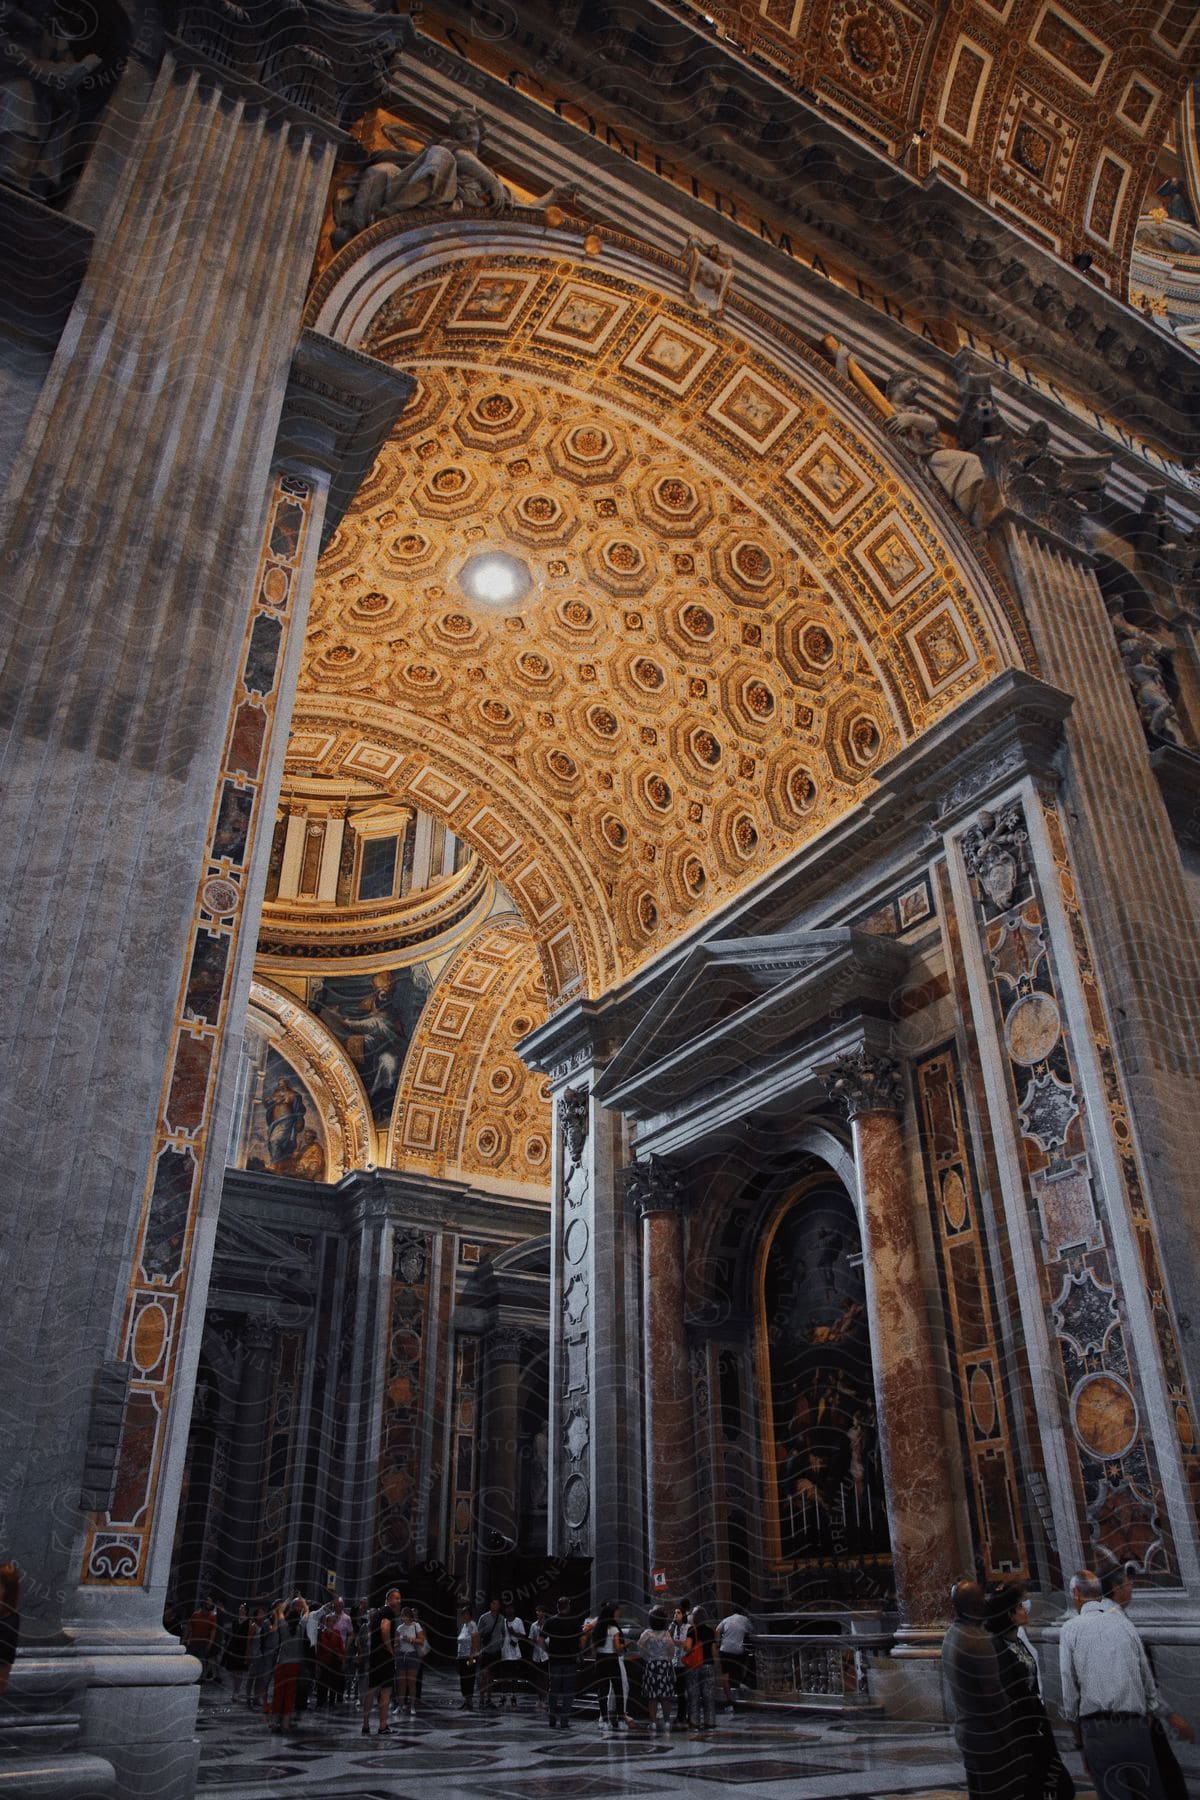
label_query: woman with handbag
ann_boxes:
[684,1604,718,1735]
[639,1608,677,1733]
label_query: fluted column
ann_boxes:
[627,1158,696,1596]
[822,1051,961,1633]
[0,30,410,1800]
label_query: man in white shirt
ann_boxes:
[715,1611,752,1707]
[1060,1569,1192,1800]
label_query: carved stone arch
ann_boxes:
[286,700,616,1002]
[684,1126,858,1322]
[307,214,1027,671]
[791,1121,861,1225]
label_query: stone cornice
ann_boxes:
[166,1,414,131]
[277,329,415,539]
[418,5,1200,453]
[219,1165,549,1242]
[594,928,910,1123]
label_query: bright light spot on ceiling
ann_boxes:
[458,551,532,606]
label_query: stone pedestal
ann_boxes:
[631,1160,697,1597]
[823,1052,962,1637]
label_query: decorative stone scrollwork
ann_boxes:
[953,365,1110,549]
[393,1233,426,1284]
[684,236,733,317]
[961,804,1029,911]
[820,1048,905,1118]
[623,1155,688,1217]
[560,1085,590,1168]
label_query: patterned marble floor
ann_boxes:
[191,1681,1118,1800]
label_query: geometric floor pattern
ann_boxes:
[192,1681,1116,1800]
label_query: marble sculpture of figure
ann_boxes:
[1114,619,1189,748]
[334,107,510,244]
[884,372,1000,528]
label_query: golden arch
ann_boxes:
[297,219,1029,1000]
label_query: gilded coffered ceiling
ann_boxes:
[292,247,1019,1003]
[607,0,1200,289]
[387,916,552,1191]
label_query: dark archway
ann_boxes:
[758,1179,892,1609]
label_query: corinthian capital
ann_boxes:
[820,1048,905,1118]
[623,1156,687,1218]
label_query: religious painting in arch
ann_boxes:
[233,1034,327,1182]
[759,1181,892,1606]
[308,964,432,1126]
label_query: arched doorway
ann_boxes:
[758,1177,892,1609]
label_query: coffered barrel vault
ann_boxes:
[300,227,1026,1001]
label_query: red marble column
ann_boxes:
[823,1052,961,1632]
[629,1159,696,1597]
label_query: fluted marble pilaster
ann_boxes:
[998,523,1200,1454]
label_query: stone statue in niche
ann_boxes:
[961,805,1028,911]
[1114,617,1189,749]
[0,7,103,202]
[684,236,733,316]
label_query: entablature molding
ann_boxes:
[394,15,1200,459]
[220,1164,549,1244]
[277,329,414,538]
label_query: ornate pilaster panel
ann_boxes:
[954,797,1192,1581]
[547,1063,639,1600]
[448,1331,482,1592]
[914,1047,1031,1582]
[1037,799,1200,1536]
[374,1230,433,1577]
[81,470,316,1589]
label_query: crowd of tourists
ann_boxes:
[943,1567,1193,1800]
[176,1588,753,1739]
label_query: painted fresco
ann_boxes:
[310,966,431,1126]
[764,1185,891,1602]
[239,1046,327,1181]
